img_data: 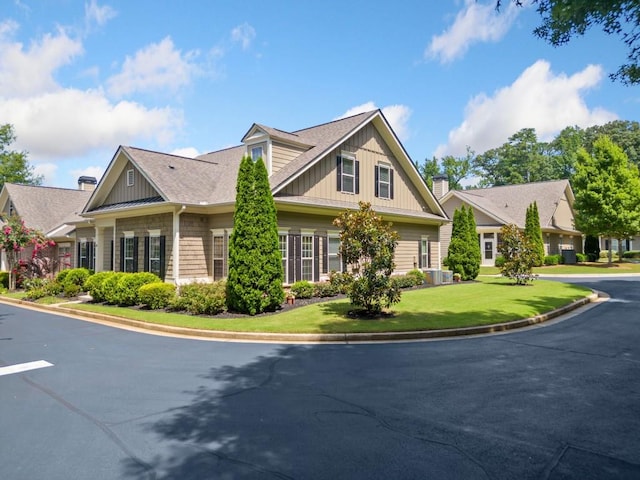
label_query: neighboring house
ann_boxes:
[0,177,96,271]
[81,109,449,284]
[435,177,583,266]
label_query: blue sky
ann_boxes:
[1,0,637,189]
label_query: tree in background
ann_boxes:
[584,235,601,262]
[420,157,439,190]
[524,202,545,266]
[0,215,51,290]
[227,156,284,314]
[0,124,42,190]
[466,207,481,280]
[333,202,400,316]
[584,120,640,166]
[573,136,640,263]
[421,147,475,192]
[499,1,640,85]
[498,224,537,285]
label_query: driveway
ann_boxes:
[1,277,639,479]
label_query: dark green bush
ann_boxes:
[576,253,587,262]
[115,272,161,306]
[494,255,506,268]
[544,255,560,266]
[584,235,600,262]
[63,283,82,297]
[56,269,70,284]
[171,282,226,315]
[391,274,418,289]
[313,282,338,298]
[290,280,314,299]
[63,268,91,290]
[0,271,9,289]
[139,282,176,310]
[329,271,353,294]
[406,269,425,286]
[623,250,640,259]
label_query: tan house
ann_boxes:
[81,110,449,284]
[0,178,96,271]
[435,177,583,266]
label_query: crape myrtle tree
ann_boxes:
[498,224,537,285]
[524,202,545,266]
[333,202,400,316]
[0,215,52,290]
[226,156,284,315]
[572,136,640,263]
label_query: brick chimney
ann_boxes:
[78,176,97,191]
[432,174,449,199]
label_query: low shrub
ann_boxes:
[329,271,353,294]
[494,255,506,268]
[115,272,161,306]
[55,269,70,284]
[62,268,91,290]
[139,282,176,310]
[84,271,118,303]
[103,272,126,304]
[63,283,82,298]
[0,271,9,289]
[576,253,587,262]
[544,255,560,266]
[623,250,640,259]
[587,253,599,262]
[600,250,611,259]
[290,280,314,299]
[171,281,226,315]
[391,274,418,289]
[406,269,426,286]
[313,282,338,298]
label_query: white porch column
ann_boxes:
[169,205,186,284]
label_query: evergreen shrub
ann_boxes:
[63,268,91,290]
[172,282,226,315]
[115,272,161,306]
[406,269,426,285]
[139,282,176,310]
[313,282,338,298]
[290,280,314,299]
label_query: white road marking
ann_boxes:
[0,360,54,377]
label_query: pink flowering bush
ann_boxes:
[0,215,53,290]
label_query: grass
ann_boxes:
[479,260,640,276]
[63,277,592,334]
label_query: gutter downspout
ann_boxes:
[172,205,186,284]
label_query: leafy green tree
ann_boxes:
[499,1,640,85]
[227,156,284,315]
[466,207,481,279]
[584,234,601,262]
[498,224,537,285]
[421,147,475,192]
[420,157,439,190]
[546,125,586,179]
[584,120,640,166]
[524,202,545,266]
[573,136,640,263]
[333,202,400,315]
[0,124,42,189]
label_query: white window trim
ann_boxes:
[327,231,342,274]
[148,229,161,237]
[340,152,356,194]
[300,230,315,282]
[377,162,392,200]
[211,229,229,281]
[278,231,289,284]
[123,231,134,238]
[126,169,134,187]
[420,235,430,269]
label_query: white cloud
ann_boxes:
[1,88,181,158]
[434,60,618,157]
[426,0,520,63]
[84,0,117,29]
[170,147,199,158]
[231,23,256,50]
[70,165,104,182]
[337,102,412,141]
[32,162,58,185]
[0,20,83,97]
[107,37,199,97]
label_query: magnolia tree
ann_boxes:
[0,215,53,290]
[498,224,537,285]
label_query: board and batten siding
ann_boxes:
[103,160,161,206]
[271,142,308,175]
[280,123,431,214]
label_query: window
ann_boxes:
[301,235,313,281]
[213,234,225,280]
[337,154,359,194]
[328,236,342,273]
[58,243,71,270]
[420,238,430,269]
[375,164,394,199]
[251,146,263,162]
[149,236,161,277]
[77,240,95,270]
[279,234,288,283]
[79,242,87,268]
[126,169,134,187]
[124,237,135,272]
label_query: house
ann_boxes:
[435,177,583,266]
[0,177,96,271]
[81,110,449,284]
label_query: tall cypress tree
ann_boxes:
[227,156,285,314]
[447,206,472,279]
[466,207,481,279]
[524,202,545,266]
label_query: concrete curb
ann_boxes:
[0,290,603,344]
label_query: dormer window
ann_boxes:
[126,169,135,187]
[251,146,263,162]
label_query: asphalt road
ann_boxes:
[1,277,639,480]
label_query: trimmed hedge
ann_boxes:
[623,250,640,259]
[290,281,314,299]
[313,282,339,298]
[139,282,176,310]
[544,254,562,266]
[114,272,161,306]
[406,269,425,286]
[171,281,226,315]
[62,268,91,290]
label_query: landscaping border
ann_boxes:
[0,290,603,344]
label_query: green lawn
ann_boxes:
[63,277,591,334]
[479,261,640,276]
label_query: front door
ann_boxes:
[482,233,495,266]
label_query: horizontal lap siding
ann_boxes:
[280,124,431,214]
[394,223,440,273]
[272,142,308,175]
[115,214,173,274]
[180,214,210,279]
[103,227,114,270]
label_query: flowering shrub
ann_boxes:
[0,215,53,290]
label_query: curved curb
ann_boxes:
[0,291,603,344]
